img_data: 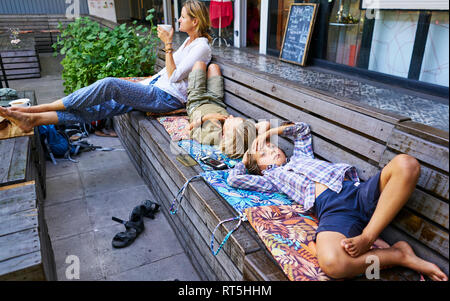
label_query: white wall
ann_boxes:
[87,0,117,23]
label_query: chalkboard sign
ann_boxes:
[280,3,318,66]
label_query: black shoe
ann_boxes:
[140,200,160,219]
[111,205,145,248]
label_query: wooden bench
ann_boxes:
[114,45,448,280]
[0,91,55,280]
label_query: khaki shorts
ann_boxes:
[186,69,226,116]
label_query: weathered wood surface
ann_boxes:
[0,182,43,280]
[243,250,289,281]
[0,136,31,187]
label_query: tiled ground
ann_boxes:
[43,134,201,281]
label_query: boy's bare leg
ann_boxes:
[0,107,58,132]
[207,63,221,78]
[8,99,66,113]
[317,231,448,281]
[341,154,420,257]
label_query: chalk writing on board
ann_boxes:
[280,4,318,66]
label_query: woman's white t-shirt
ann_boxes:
[140,37,211,104]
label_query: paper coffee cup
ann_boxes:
[9,98,31,108]
[157,24,172,32]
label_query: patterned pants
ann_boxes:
[56,77,183,124]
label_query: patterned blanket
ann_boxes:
[245,204,331,281]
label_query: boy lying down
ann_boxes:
[227,121,447,281]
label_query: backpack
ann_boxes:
[38,124,98,164]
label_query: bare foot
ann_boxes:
[341,233,373,257]
[9,105,43,113]
[0,107,35,132]
[393,241,448,281]
[372,237,390,249]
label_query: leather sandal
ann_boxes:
[111,205,145,248]
[140,200,160,219]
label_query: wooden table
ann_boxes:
[0,181,55,280]
[0,34,41,80]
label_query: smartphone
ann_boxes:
[199,156,228,170]
[176,154,198,167]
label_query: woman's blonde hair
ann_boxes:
[183,0,212,43]
[220,120,257,159]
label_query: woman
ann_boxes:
[0,0,212,133]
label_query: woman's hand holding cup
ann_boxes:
[157,24,174,46]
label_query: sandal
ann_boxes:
[140,200,160,219]
[111,205,145,248]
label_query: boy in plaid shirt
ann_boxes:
[227,122,447,281]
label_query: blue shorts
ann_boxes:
[313,172,382,239]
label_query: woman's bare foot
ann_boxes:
[341,233,374,257]
[9,105,46,113]
[0,107,35,132]
[393,241,448,281]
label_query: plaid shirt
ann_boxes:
[227,122,360,211]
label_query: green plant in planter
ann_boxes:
[53,9,159,94]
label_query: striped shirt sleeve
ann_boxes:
[227,162,278,192]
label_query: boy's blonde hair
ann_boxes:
[220,119,256,159]
[183,0,212,43]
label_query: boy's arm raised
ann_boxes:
[281,122,314,159]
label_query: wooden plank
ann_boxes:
[0,137,30,186]
[381,225,449,276]
[0,209,38,237]
[387,128,449,173]
[2,62,40,70]
[0,50,36,57]
[2,56,39,64]
[0,180,35,192]
[407,189,448,229]
[243,250,288,281]
[0,73,40,80]
[0,251,44,281]
[8,136,30,184]
[224,77,395,142]
[392,208,448,258]
[380,150,449,200]
[0,228,40,262]
[3,68,41,75]
[396,120,449,147]
[0,138,15,185]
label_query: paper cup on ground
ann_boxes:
[9,98,31,108]
[157,24,172,32]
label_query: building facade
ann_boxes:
[1,0,448,94]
